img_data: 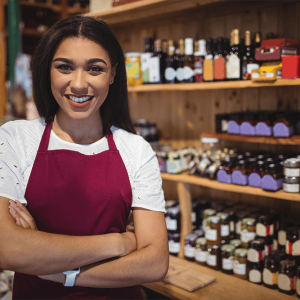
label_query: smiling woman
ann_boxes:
[0,15,168,300]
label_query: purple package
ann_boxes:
[232,170,248,185]
[261,175,283,191]
[273,123,293,137]
[248,173,261,187]
[227,120,240,135]
[240,122,255,136]
[217,169,232,184]
[255,122,273,136]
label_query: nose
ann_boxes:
[70,69,88,95]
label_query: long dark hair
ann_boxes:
[32,15,135,134]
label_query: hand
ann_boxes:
[38,273,65,284]
[120,231,137,256]
[8,200,38,230]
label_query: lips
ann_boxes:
[65,95,94,103]
[64,95,94,109]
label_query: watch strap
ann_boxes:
[64,270,79,287]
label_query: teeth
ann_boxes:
[69,95,91,103]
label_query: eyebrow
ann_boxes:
[52,57,107,66]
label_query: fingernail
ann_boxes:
[9,206,17,214]
[16,219,21,226]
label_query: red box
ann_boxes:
[282,55,300,78]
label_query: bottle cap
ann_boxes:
[185,38,194,55]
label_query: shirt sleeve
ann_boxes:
[131,137,165,213]
[0,123,27,205]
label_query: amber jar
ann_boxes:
[248,262,264,285]
[278,220,293,251]
[283,158,300,178]
[263,254,281,289]
[297,266,300,298]
[247,157,257,174]
[252,160,266,178]
[278,260,297,295]
[224,208,236,239]
[217,212,230,241]
[205,216,221,245]
[241,218,256,248]
[195,237,207,265]
[286,226,300,259]
[168,233,180,256]
[207,244,221,270]
[202,208,216,230]
[248,239,265,263]
[263,236,274,256]
[221,244,235,274]
[256,215,274,238]
[264,163,283,181]
[233,248,248,279]
[230,239,242,249]
[236,210,249,239]
[165,206,181,234]
[184,233,197,261]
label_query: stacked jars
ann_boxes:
[283,158,300,193]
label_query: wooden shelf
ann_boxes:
[201,132,300,145]
[127,79,300,92]
[143,255,296,300]
[161,172,300,202]
[22,28,44,37]
[20,1,62,13]
[68,6,89,14]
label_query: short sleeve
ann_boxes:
[131,138,165,213]
[0,123,26,204]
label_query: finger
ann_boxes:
[9,204,37,230]
[18,217,32,229]
[9,206,18,220]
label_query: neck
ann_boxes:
[52,110,104,145]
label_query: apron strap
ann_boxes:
[38,119,53,153]
[105,128,117,151]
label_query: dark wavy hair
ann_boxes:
[32,15,135,134]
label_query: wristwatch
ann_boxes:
[63,268,80,287]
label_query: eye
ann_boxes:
[89,66,102,73]
[57,64,72,71]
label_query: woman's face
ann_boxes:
[50,37,116,121]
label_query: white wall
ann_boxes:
[90,0,112,13]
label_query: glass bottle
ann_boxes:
[149,39,163,84]
[194,39,206,83]
[174,39,185,83]
[183,38,194,83]
[214,37,226,81]
[141,37,153,84]
[164,40,176,84]
[203,38,214,82]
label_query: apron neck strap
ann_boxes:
[105,128,117,151]
[38,119,53,153]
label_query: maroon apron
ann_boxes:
[12,118,143,299]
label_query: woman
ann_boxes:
[0,15,168,299]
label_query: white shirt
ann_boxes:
[0,118,165,212]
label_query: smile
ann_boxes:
[65,95,94,103]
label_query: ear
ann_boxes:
[109,64,118,84]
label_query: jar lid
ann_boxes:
[258,215,274,225]
[263,235,273,245]
[286,226,300,238]
[242,217,256,228]
[125,52,141,57]
[194,228,204,237]
[235,248,247,259]
[257,160,265,166]
[221,244,235,255]
[230,239,242,247]
[207,244,220,251]
[207,216,220,224]
[196,237,206,247]
[283,158,300,168]
[216,212,229,220]
[185,233,198,243]
[284,176,300,184]
[203,208,216,219]
[280,260,297,272]
[249,239,265,251]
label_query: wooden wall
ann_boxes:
[113,0,300,218]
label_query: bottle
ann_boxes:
[174,39,185,83]
[242,30,258,80]
[194,39,206,83]
[149,39,163,84]
[203,38,214,82]
[183,38,194,83]
[164,40,176,84]
[214,37,226,81]
[194,40,199,53]
[141,37,153,84]
[255,32,261,50]
[226,29,243,80]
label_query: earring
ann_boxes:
[111,80,113,84]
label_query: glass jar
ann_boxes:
[263,236,274,256]
[263,254,281,289]
[233,248,248,279]
[167,151,183,174]
[230,239,242,249]
[236,210,249,239]
[252,160,266,178]
[224,208,236,239]
[264,163,283,181]
[202,208,216,231]
[168,233,180,256]
[248,239,265,263]
[206,244,221,270]
[125,53,142,86]
[278,260,297,295]
[195,237,207,265]
[286,226,300,259]
[221,244,235,274]
[247,157,257,174]
[283,158,300,177]
[184,233,197,261]
[157,151,168,173]
[165,206,181,234]
[279,220,294,251]
[256,215,274,238]
[283,176,300,193]
[248,262,264,284]
[217,212,230,241]
[205,216,221,245]
[241,218,256,248]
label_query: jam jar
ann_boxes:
[263,254,281,289]
[230,239,242,249]
[184,234,197,261]
[205,216,221,245]
[221,244,235,274]
[263,236,274,256]
[286,226,300,259]
[165,206,181,234]
[283,158,300,178]
[278,260,297,295]
[224,208,236,239]
[194,228,204,238]
[168,233,180,256]
[256,215,274,238]
[236,211,249,239]
[157,151,168,173]
[241,218,256,248]
[202,208,216,231]
[195,237,207,265]
[233,248,248,279]
[217,212,230,241]
[248,239,265,263]
[206,244,221,270]
[279,220,294,251]
[248,262,264,285]
[264,163,283,181]
[297,266,300,298]
[283,176,300,193]
[252,160,266,178]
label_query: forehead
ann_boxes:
[53,37,111,66]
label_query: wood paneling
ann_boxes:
[0,0,6,118]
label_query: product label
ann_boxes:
[203,59,214,81]
[248,248,264,263]
[176,68,184,81]
[278,230,287,246]
[222,120,228,132]
[273,239,278,251]
[191,212,196,223]
[256,223,274,237]
[222,257,234,270]
[167,160,182,174]
[205,228,217,241]
[249,269,262,283]
[126,61,140,79]
[168,240,180,254]
[285,167,300,177]
[202,219,207,232]
[226,54,240,79]
[184,245,195,258]
[283,183,300,193]
[141,53,152,83]
[287,240,300,256]
[214,57,226,80]
[233,261,246,275]
[207,254,217,266]
[221,224,230,237]
[236,221,241,235]
[165,216,177,231]
[165,67,176,81]
[241,229,256,243]
[296,276,300,295]
[149,57,160,83]
[195,249,207,262]
[278,274,294,291]
[264,244,273,256]
[263,268,276,285]
[183,66,194,80]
